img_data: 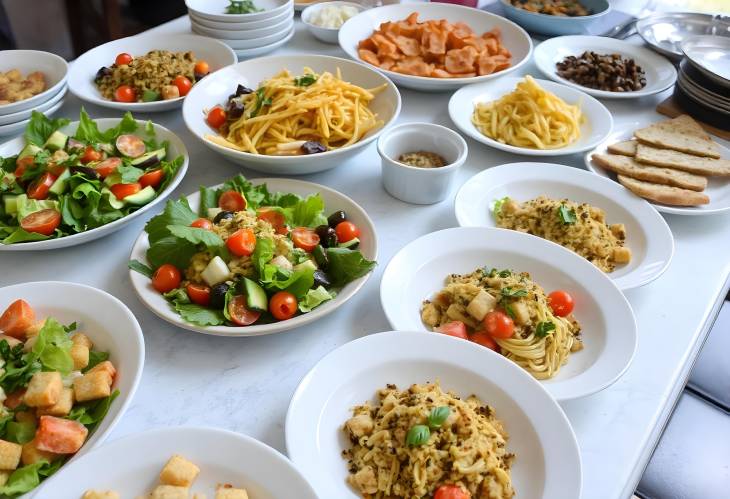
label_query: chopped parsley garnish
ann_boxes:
[535,321,556,338]
[294,74,318,87]
[500,287,528,299]
[249,88,272,118]
[558,204,577,225]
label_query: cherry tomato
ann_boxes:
[483,310,514,339]
[46,164,67,177]
[14,156,35,177]
[80,145,102,164]
[20,209,61,236]
[114,84,137,103]
[186,283,211,306]
[207,107,227,129]
[335,221,360,243]
[269,291,298,321]
[218,190,246,212]
[93,157,121,178]
[139,169,164,189]
[35,416,87,454]
[151,264,181,294]
[434,321,468,340]
[173,75,193,96]
[190,218,214,230]
[470,332,499,352]
[548,290,574,317]
[27,172,57,200]
[0,299,35,339]
[291,227,320,252]
[194,60,210,76]
[434,484,470,499]
[110,182,142,200]
[228,295,261,326]
[257,207,288,235]
[226,228,256,257]
[114,52,133,66]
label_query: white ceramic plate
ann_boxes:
[0,118,188,251]
[449,76,613,156]
[0,50,69,115]
[129,178,378,337]
[584,120,730,216]
[0,83,67,126]
[380,227,637,401]
[200,21,294,49]
[0,98,64,138]
[534,36,677,99]
[190,14,292,39]
[186,0,292,22]
[182,54,400,174]
[188,7,292,30]
[233,29,296,59]
[286,331,582,499]
[0,281,144,498]
[68,34,237,112]
[454,162,674,290]
[338,3,532,92]
[34,427,317,499]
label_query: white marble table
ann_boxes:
[3,11,730,499]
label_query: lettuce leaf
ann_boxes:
[299,286,335,312]
[287,194,328,228]
[74,108,137,144]
[2,228,51,244]
[326,248,376,287]
[84,350,110,373]
[24,111,70,147]
[145,198,198,244]
[31,318,74,375]
[259,265,315,299]
[174,303,226,326]
[4,420,36,444]
[67,389,119,430]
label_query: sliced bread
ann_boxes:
[634,115,720,159]
[607,140,637,156]
[592,154,708,192]
[617,175,710,206]
[635,143,730,177]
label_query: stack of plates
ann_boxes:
[0,50,68,137]
[675,35,730,131]
[186,0,295,59]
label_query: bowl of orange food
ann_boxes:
[338,3,533,91]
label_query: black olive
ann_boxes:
[95,66,111,82]
[70,166,99,179]
[315,224,338,247]
[327,210,347,228]
[210,283,230,309]
[226,97,245,119]
[301,141,327,155]
[313,270,332,288]
[214,210,235,224]
[194,72,207,82]
[236,84,254,96]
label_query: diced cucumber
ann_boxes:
[101,187,125,209]
[48,168,71,196]
[243,278,268,312]
[312,245,328,269]
[43,130,68,152]
[338,237,360,250]
[130,148,165,168]
[207,207,222,219]
[294,260,317,272]
[3,194,18,215]
[18,144,42,160]
[123,185,155,205]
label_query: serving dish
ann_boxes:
[190,13,293,39]
[681,35,730,87]
[636,12,730,61]
[302,1,365,44]
[499,0,610,36]
[338,2,532,92]
[0,84,67,126]
[0,98,64,138]
[35,427,317,498]
[233,29,296,59]
[678,60,730,111]
[188,5,292,30]
[0,50,69,115]
[185,0,292,22]
[286,330,582,499]
[202,24,294,50]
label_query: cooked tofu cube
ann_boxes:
[37,387,74,417]
[511,301,531,326]
[465,289,497,321]
[83,491,120,499]
[161,85,180,100]
[73,370,112,402]
[88,360,116,380]
[150,485,189,499]
[24,371,62,407]
[216,486,248,499]
[71,332,93,349]
[21,438,61,466]
[159,454,200,487]
[613,246,632,264]
[0,335,22,348]
[0,439,22,470]
[71,343,90,371]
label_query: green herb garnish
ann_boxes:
[406,425,431,447]
[501,287,528,299]
[250,88,272,118]
[294,74,318,87]
[498,269,512,278]
[225,0,262,14]
[535,321,556,338]
[558,204,577,225]
[427,406,450,429]
[493,196,510,216]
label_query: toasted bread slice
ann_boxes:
[607,140,637,157]
[634,115,720,159]
[592,154,707,191]
[635,143,730,177]
[617,175,710,206]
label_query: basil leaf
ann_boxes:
[427,406,450,429]
[558,204,577,225]
[406,425,430,447]
[500,287,528,299]
[128,259,154,278]
[24,111,70,147]
[498,269,512,278]
[535,321,556,338]
[504,304,516,320]
[294,74,317,87]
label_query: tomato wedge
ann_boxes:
[470,332,499,352]
[35,416,88,454]
[434,321,468,340]
[186,283,211,306]
[0,299,35,338]
[190,218,213,230]
[291,227,320,252]
[218,190,246,212]
[228,295,261,326]
[139,169,164,189]
[27,172,57,200]
[434,484,470,499]
[257,207,288,235]
[20,209,61,236]
[226,228,256,257]
[14,156,35,177]
[110,182,142,200]
[81,145,103,164]
[93,157,121,178]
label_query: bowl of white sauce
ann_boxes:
[302,1,365,44]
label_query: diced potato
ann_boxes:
[73,371,112,402]
[21,438,60,466]
[71,343,90,371]
[215,486,249,499]
[150,485,189,499]
[613,246,632,264]
[610,223,626,239]
[159,454,200,487]
[71,332,93,349]
[0,439,22,470]
[24,371,62,407]
[37,387,74,417]
[83,491,120,499]
[465,289,497,321]
[511,301,531,326]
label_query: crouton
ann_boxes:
[24,371,62,407]
[21,438,61,465]
[73,370,112,402]
[71,332,93,349]
[0,440,22,470]
[71,343,90,371]
[159,454,200,487]
[83,491,120,499]
[37,387,74,417]
[88,360,116,380]
[216,486,249,499]
[150,485,189,499]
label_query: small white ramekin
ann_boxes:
[377,122,468,204]
[301,2,365,44]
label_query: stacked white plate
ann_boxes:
[0,50,68,137]
[186,0,295,59]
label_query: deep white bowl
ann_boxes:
[0,50,69,115]
[302,1,365,45]
[500,0,610,36]
[0,83,67,126]
[189,6,292,30]
[191,13,293,39]
[234,29,296,59]
[202,21,294,49]
[186,0,292,22]
[0,98,64,138]
[182,54,401,175]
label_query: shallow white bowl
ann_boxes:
[205,22,294,49]
[286,331,582,499]
[454,162,674,290]
[0,118,188,251]
[0,98,64,138]
[380,227,637,401]
[186,0,292,22]
[234,28,296,59]
[377,122,467,204]
[191,14,292,39]
[68,34,237,112]
[130,178,378,337]
[449,76,613,156]
[0,83,67,126]
[182,54,401,174]
[35,427,317,498]
[338,3,532,92]
[534,36,677,100]
[0,281,144,497]
[302,2,365,45]
[0,50,69,115]
[500,0,610,36]
[189,6,292,30]
[585,120,730,216]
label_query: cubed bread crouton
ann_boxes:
[83,491,120,499]
[24,371,62,407]
[150,485,189,499]
[160,454,200,487]
[21,438,61,466]
[88,360,116,380]
[73,370,112,402]
[71,332,93,349]
[0,439,22,470]
[37,387,74,417]
[215,486,249,499]
[0,335,22,349]
[71,343,90,371]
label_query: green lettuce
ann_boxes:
[326,248,377,287]
[299,286,335,312]
[24,111,70,147]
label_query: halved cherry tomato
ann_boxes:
[151,264,181,294]
[218,190,246,212]
[291,227,320,252]
[335,221,360,243]
[27,172,57,200]
[269,291,298,321]
[548,290,574,317]
[434,484,470,499]
[207,107,227,129]
[226,228,256,257]
[114,85,136,103]
[20,209,60,236]
[194,60,210,76]
[139,169,164,189]
[14,155,35,177]
[81,145,102,164]
[173,75,193,96]
[110,182,142,200]
[257,207,288,235]
[470,332,499,352]
[46,163,66,176]
[186,283,211,306]
[93,157,121,178]
[228,295,261,326]
[483,310,514,339]
[114,52,133,66]
[35,416,88,454]
[0,299,35,339]
[190,218,213,230]
[434,321,468,340]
